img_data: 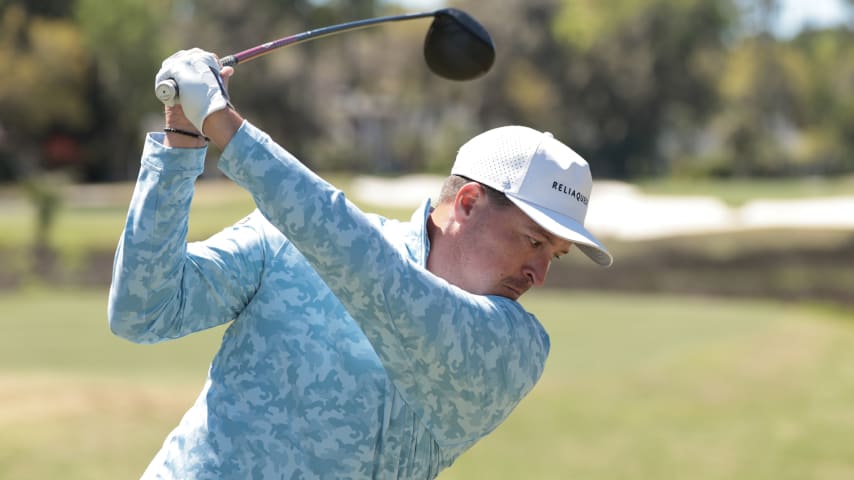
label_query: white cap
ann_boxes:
[452,125,613,267]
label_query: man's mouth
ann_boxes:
[502,280,531,299]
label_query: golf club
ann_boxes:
[156,8,495,104]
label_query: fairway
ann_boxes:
[1,289,853,479]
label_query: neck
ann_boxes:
[426,202,455,278]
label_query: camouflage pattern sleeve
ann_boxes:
[108,133,266,344]
[218,122,550,446]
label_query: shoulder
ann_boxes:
[482,295,551,373]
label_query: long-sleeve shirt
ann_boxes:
[108,121,550,479]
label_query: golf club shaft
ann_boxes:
[224,10,436,66]
[156,10,438,103]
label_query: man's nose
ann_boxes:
[522,255,551,287]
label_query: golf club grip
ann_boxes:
[155,79,178,103]
[221,55,238,67]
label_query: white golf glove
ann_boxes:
[155,48,230,133]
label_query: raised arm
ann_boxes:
[107,55,260,344]
[107,127,266,344]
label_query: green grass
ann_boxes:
[0,288,224,380]
[1,174,853,477]
[1,288,853,479]
[445,293,854,479]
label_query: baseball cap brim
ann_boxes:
[506,195,613,267]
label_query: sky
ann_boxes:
[775,0,850,37]
[395,0,851,38]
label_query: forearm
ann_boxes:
[203,107,244,151]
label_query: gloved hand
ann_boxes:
[155,48,230,133]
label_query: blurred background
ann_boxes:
[0,0,852,478]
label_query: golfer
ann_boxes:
[109,49,612,479]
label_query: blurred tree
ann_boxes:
[0,3,80,272]
[1,0,850,183]
[551,0,736,178]
[704,0,853,177]
[21,171,67,275]
[0,0,73,18]
[780,28,854,174]
[73,0,170,180]
[437,0,736,179]
[303,0,738,178]
[0,4,92,180]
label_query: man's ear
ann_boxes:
[454,182,485,218]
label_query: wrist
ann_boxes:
[203,107,244,150]
[164,127,209,149]
[164,104,207,148]
[163,134,206,149]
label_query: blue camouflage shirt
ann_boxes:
[108,121,550,479]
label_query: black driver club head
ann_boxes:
[423,8,496,81]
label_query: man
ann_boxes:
[109,49,611,479]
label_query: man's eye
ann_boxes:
[528,236,542,247]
